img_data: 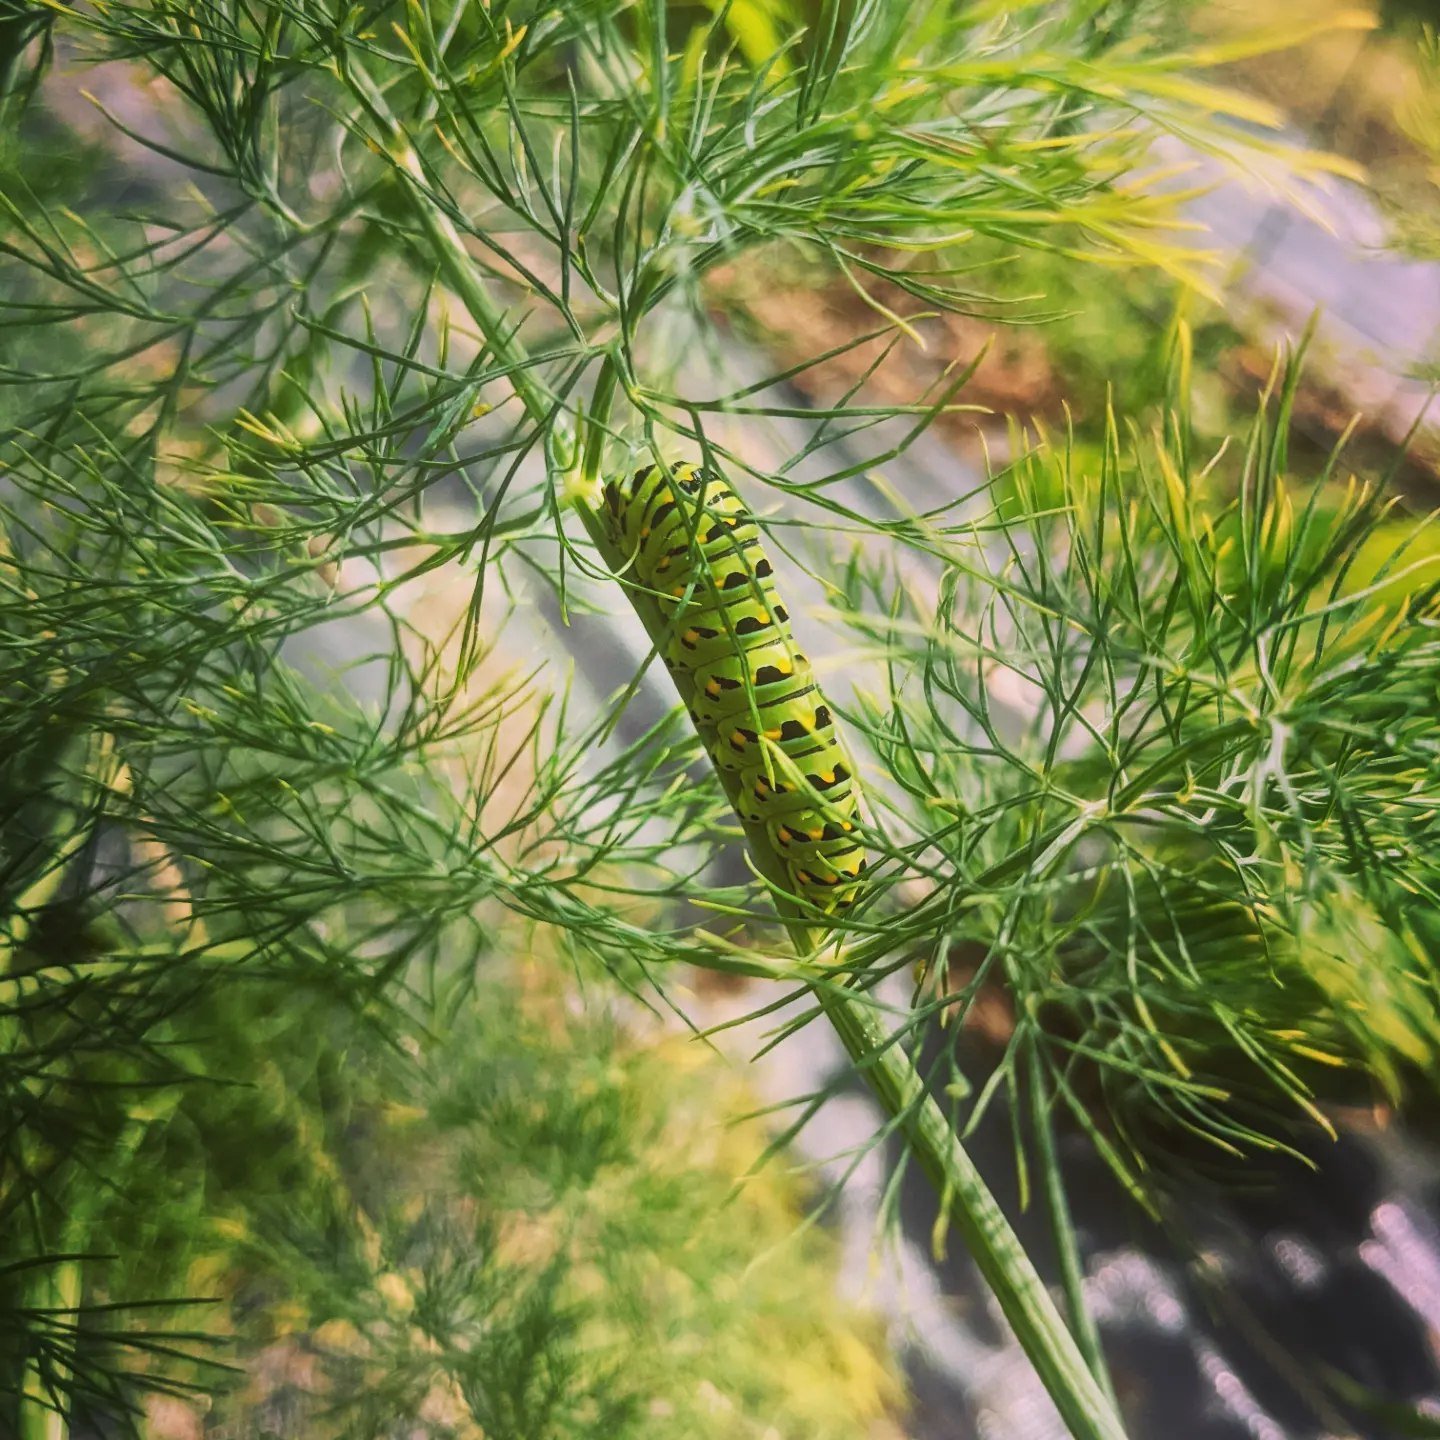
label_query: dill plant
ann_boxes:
[1,2,1435,1437]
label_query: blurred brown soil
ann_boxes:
[707,263,1065,452]
[712,261,1440,497]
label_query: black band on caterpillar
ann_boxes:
[604,461,865,914]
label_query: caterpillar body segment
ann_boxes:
[602,461,867,914]
[738,762,863,893]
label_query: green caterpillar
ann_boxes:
[602,461,866,914]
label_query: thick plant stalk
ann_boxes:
[353,71,1128,1440]
[7,743,88,1440]
[18,1255,79,1440]
[821,997,1122,1435]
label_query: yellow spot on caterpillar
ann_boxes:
[842,822,854,832]
[764,726,782,741]
[777,826,793,843]
[672,585,685,596]
[729,729,747,747]
[657,557,670,571]
[807,827,823,840]
[705,679,721,698]
[819,771,835,784]
[795,870,813,885]
[640,526,650,539]
[682,629,700,646]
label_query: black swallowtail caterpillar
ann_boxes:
[602,461,866,914]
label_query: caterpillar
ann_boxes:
[602,461,866,915]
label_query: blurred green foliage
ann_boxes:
[6,937,900,1439]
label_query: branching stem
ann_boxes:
[350,57,1128,1436]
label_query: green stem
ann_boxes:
[18,1255,79,1440]
[352,59,1128,1440]
[336,50,572,464]
[581,348,621,489]
[7,735,90,1440]
[823,996,1125,1440]
[1028,1036,1119,1409]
